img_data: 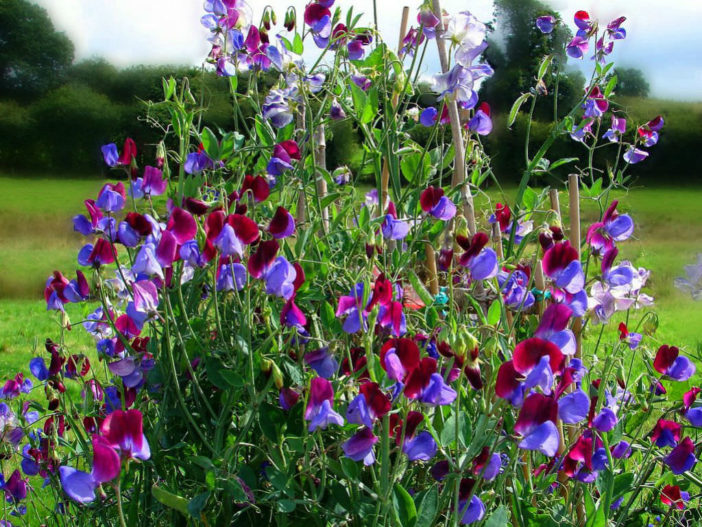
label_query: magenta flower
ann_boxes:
[586,200,634,254]
[664,437,697,474]
[566,35,589,59]
[140,166,167,196]
[535,303,576,355]
[305,377,343,432]
[458,232,498,281]
[268,207,295,239]
[420,186,457,221]
[653,345,695,381]
[651,419,682,447]
[515,393,559,456]
[543,241,584,294]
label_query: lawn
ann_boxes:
[1,176,701,383]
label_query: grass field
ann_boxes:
[1,176,701,383]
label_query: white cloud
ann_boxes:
[34,0,702,100]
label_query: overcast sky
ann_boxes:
[35,0,702,101]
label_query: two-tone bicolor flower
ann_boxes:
[586,200,634,254]
[654,345,695,382]
[457,479,485,524]
[346,382,391,427]
[637,115,664,147]
[664,437,697,474]
[304,377,343,432]
[379,338,420,383]
[304,1,333,48]
[515,392,560,456]
[267,140,301,177]
[542,241,584,294]
[603,116,626,142]
[623,146,648,164]
[96,182,126,213]
[467,102,492,135]
[342,427,377,465]
[651,419,681,448]
[404,357,457,406]
[420,186,456,221]
[498,268,535,311]
[101,138,137,168]
[661,485,691,509]
[583,86,609,118]
[535,304,576,355]
[457,232,498,282]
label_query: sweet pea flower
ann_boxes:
[467,102,492,135]
[498,269,535,310]
[381,214,411,240]
[542,241,584,294]
[566,35,589,59]
[267,140,301,176]
[603,116,626,142]
[305,377,343,432]
[457,232,498,281]
[457,479,485,524]
[586,200,634,254]
[536,15,556,34]
[661,485,691,509]
[664,437,697,475]
[623,146,648,164]
[216,262,247,292]
[268,207,295,239]
[651,419,681,448]
[342,427,378,465]
[653,345,695,381]
[515,393,560,456]
[420,186,456,220]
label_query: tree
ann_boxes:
[0,0,74,101]
[613,67,650,98]
[480,0,583,119]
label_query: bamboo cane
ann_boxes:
[314,124,329,235]
[568,174,582,359]
[295,107,307,226]
[431,0,477,235]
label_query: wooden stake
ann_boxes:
[431,0,477,235]
[424,243,439,296]
[549,188,561,224]
[314,124,329,235]
[295,107,307,226]
[568,174,582,359]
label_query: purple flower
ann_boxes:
[60,466,96,504]
[304,348,339,379]
[420,107,438,127]
[381,214,411,240]
[346,394,373,427]
[566,36,589,59]
[184,151,215,174]
[29,357,49,381]
[305,377,343,432]
[603,116,626,142]
[592,407,618,432]
[467,103,492,135]
[459,495,485,524]
[330,99,346,120]
[264,256,297,299]
[558,390,589,424]
[101,143,119,167]
[403,431,437,461]
[623,147,649,164]
[216,263,247,292]
[141,166,167,196]
[498,270,535,310]
[664,437,697,475]
[342,427,378,465]
[419,373,457,406]
[262,88,296,128]
[536,15,556,34]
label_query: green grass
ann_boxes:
[1,176,702,382]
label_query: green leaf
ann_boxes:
[162,77,176,101]
[549,157,578,171]
[223,479,249,502]
[484,505,510,527]
[187,491,211,518]
[604,75,618,98]
[393,483,417,527]
[415,486,438,527]
[400,151,430,183]
[487,300,501,326]
[537,55,553,81]
[508,93,532,128]
[151,485,189,516]
[255,117,274,147]
[612,472,635,499]
[408,270,435,307]
[293,33,304,55]
[277,499,296,513]
[200,127,219,160]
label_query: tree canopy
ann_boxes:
[0,0,74,101]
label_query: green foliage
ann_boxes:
[613,67,650,98]
[0,0,74,101]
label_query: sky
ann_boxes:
[35,0,702,101]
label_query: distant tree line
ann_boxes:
[0,0,698,182]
